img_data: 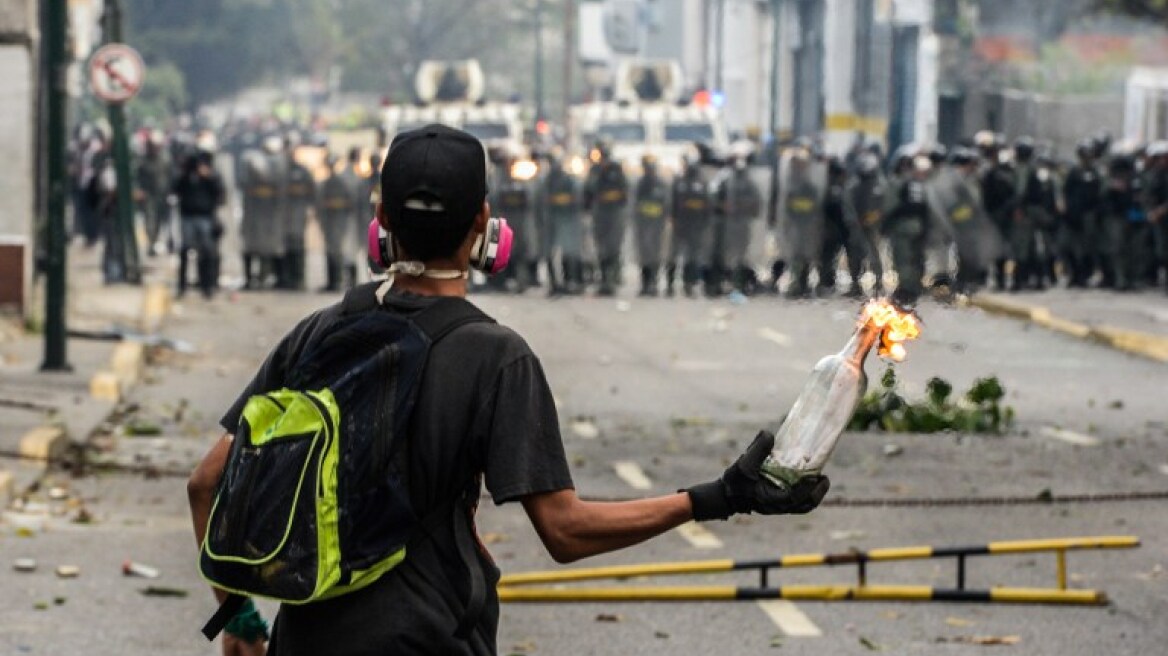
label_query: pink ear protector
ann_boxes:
[367,217,513,275]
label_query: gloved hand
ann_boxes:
[686,431,830,522]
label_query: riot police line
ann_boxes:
[213,131,1168,304]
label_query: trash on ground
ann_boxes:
[13,558,37,573]
[139,586,189,598]
[830,529,867,541]
[595,613,623,623]
[55,565,80,579]
[882,444,904,458]
[123,560,160,578]
[570,418,600,439]
[937,635,1021,646]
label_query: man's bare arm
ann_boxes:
[188,433,233,604]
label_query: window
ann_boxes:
[596,122,647,142]
[664,123,715,143]
[462,122,511,141]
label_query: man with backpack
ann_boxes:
[188,125,829,656]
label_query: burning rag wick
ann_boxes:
[860,300,923,362]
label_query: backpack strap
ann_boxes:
[409,296,494,345]
[339,281,382,316]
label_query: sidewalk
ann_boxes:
[1,245,172,506]
[969,287,1168,362]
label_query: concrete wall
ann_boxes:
[0,0,35,314]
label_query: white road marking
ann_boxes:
[757,328,793,347]
[1038,426,1101,447]
[612,461,653,490]
[674,521,724,549]
[756,599,823,637]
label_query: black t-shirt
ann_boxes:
[219,291,574,655]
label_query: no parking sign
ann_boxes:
[89,44,145,104]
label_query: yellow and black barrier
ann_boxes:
[498,535,1139,606]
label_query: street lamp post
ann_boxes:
[41,0,70,371]
[103,0,141,284]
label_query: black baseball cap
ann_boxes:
[380,124,488,227]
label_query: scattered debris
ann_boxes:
[1108,400,1124,410]
[859,636,883,651]
[570,418,600,440]
[139,586,189,598]
[123,560,160,579]
[13,558,37,573]
[615,301,631,313]
[882,444,904,458]
[849,370,1015,434]
[55,565,80,579]
[595,613,623,623]
[124,421,163,437]
[937,635,1021,646]
[830,529,867,541]
[945,617,975,628]
[654,631,670,639]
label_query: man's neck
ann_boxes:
[390,275,468,298]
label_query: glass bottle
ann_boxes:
[760,317,883,489]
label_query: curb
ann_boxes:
[1,282,171,504]
[968,294,1168,363]
[86,283,169,403]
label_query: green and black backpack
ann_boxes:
[199,283,492,640]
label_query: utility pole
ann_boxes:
[766,0,783,230]
[41,0,70,371]
[103,0,141,284]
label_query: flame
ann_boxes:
[861,299,922,363]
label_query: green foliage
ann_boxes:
[129,62,189,123]
[848,369,1015,435]
[1094,0,1168,22]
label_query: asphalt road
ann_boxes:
[2,275,1166,655]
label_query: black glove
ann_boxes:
[686,431,830,522]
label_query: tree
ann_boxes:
[1095,0,1168,22]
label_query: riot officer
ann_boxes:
[493,150,538,292]
[317,153,360,292]
[1011,137,1053,290]
[944,148,1001,294]
[668,153,712,297]
[632,154,670,296]
[882,152,933,306]
[1062,138,1105,287]
[779,148,824,298]
[819,158,865,297]
[1102,150,1149,291]
[979,135,1017,290]
[1144,142,1168,293]
[239,136,286,289]
[281,140,317,290]
[539,148,584,295]
[849,153,886,295]
[583,141,630,296]
[713,155,764,295]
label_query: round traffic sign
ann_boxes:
[89,44,145,104]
